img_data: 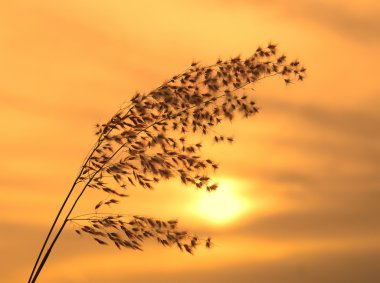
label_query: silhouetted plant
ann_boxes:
[28,43,305,283]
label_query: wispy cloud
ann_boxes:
[221,0,380,43]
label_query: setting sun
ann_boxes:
[193,178,251,225]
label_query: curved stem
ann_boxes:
[30,219,68,283]
[30,166,101,282]
[28,123,109,282]
[27,182,75,283]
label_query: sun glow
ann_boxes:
[193,178,251,225]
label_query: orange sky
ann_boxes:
[1,0,380,282]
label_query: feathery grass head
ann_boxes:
[29,43,306,283]
[70,43,306,253]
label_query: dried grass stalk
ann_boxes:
[29,44,305,283]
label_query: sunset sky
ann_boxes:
[1,0,379,282]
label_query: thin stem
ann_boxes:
[30,220,68,283]
[28,104,138,282]
[30,169,102,282]
[31,167,100,283]
[27,184,74,283]
[28,107,125,282]
[27,136,102,283]
[70,218,107,221]
[69,212,130,220]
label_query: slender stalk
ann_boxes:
[31,142,114,282]
[30,219,68,283]
[27,165,92,282]
[30,123,130,281]
[27,183,75,283]
[27,125,110,283]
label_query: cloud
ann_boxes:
[79,249,380,283]
[279,100,380,141]
[220,0,380,43]
[304,2,380,43]
[235,204,380,240]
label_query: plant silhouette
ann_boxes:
[28,44,305,283]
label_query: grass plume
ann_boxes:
[28,43,305,283]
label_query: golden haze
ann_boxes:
[0,0,379,282]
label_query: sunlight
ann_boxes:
[193,178,251,225]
